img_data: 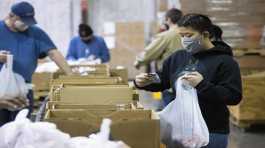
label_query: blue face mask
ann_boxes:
[181,35,204,54]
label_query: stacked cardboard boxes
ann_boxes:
[110,22,145,79]
[180,0,265,48]
[32,64,128,98]
[43,64,160,148]
[229,49,265,128]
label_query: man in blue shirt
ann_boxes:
[0,1,73,126]
[66,24,110,63]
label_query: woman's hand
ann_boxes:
[182,71,204,87]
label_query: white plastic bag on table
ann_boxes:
[0,109,71,148]
[159,77,209,148]
[0,54,28,100]
[35,61,59,73]
[69,118,130,148]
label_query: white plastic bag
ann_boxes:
[0,55,28,100]
[69,118,130,148]
[35,61,59,73]
[0,109,71,148]
[35,59,101,74]
[0,109,129,148]
[159,77,209,148]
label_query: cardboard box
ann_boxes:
[233,49,265,74]
[45,109,160,148]
[229,73,265,127]
[111,22,145,79]
[32,72,54,91]
[51,85,134,105]
[110,67,128,84]
[50,76,123,86]
[48,119,160,148]
[157,0,168,11]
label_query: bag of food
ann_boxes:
[159,77,209,148]
[0,54,28,100]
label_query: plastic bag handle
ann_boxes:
[6,54,13,71]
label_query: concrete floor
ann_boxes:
[228,124,265,148]
[138,90,265,148]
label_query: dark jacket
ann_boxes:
[135,42,242,134]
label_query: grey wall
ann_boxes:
[87,0,157,42]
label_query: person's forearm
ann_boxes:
[48,49,73,75]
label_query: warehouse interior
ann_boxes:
[0,0,264,148]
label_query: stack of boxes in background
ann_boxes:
[33,64,160,148]
[109,22,146,79]
[229,49,265,128]
[180,0,265,48]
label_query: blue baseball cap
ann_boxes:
[11,2,37,26]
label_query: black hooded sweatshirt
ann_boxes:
[135,41,242,134]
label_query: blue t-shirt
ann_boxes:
[0,21,56,82]
[66,36,110,63]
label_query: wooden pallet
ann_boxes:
[233,48,265,57]
[229,72,265,130]
[230,115,265,129]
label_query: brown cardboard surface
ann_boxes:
[229,74,265,121]
[45,109,152,123]
[110,22,145,79]
[32,73,54,91]
[55,85,134,104]
[110,68,128,84]
[51,77,123,86]
[157,0,168,11]
[46,102,132,110]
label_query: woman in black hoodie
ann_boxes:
[134,14,242,148]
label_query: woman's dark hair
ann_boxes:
[79,23,93,37]
[165,8,183,24]
[177,14,213,33]
[209,24,223,41]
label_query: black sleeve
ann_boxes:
[134,55,172,92]
[195,57,242,105]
